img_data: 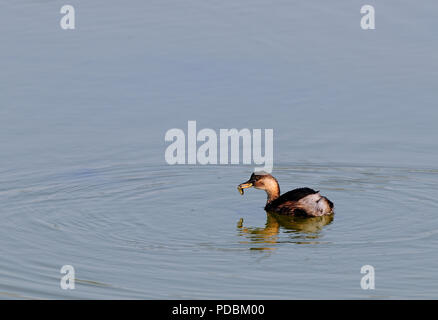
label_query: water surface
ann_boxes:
[1,0,438,299]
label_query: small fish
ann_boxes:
[237,182,252,195]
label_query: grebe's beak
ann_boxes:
[237,181,253,195]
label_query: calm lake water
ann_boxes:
[1,1,438,299]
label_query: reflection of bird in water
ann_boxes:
[238,172,334,216]
[237,213,334,248]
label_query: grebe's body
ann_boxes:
[238,173,334,217]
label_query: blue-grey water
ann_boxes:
[1,0,438,299]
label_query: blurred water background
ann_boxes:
[0,0,437,298]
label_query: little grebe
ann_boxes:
[238,172,334,216]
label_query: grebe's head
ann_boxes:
[238,172,279,194]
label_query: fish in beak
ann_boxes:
[237,180,253,195]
